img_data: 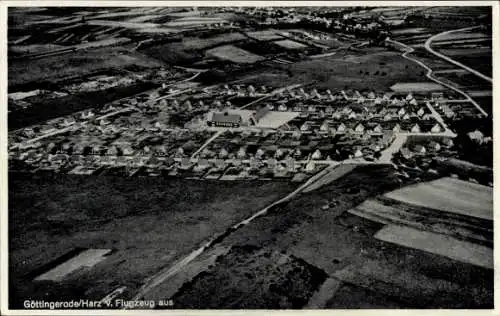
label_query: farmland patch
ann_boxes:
[274,39,308,50]
[206,45,264,64]
[390,82,445,92]
[384,177,492,220]
[375,225,493,269]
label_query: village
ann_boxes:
[9,79,481,183]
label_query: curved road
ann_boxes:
[386,38,489,117]
[424,26,492,83]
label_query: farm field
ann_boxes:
[206,45,265,64]
[182,32,246,50]
[8,46,161,90]
[384,177,492,220]
[182,165,492,308]
[390,82,445,92]
[375,225,493,269]
[285,49,430,92]
[9,173,296,307]
[274,39,308,49]
[246,30,283,41]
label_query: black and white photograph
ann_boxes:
[2,2,496,313]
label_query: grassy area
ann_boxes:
[9,173,296,308]
[8,47,161,90]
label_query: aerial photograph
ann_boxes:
[5,4,494,311]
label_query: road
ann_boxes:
[190,130,224,159]
[424,26,492,83]
[386,38,489,117]
[128,163,339,303]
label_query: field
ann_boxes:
[284,49,430,92]
[274,39,308,50]
[384,177,492,220]
[9,173,296,307]
[375,225,492,269]
[8,46,161,90]
[206,45,265,64]
[172,246,327,308]
[181,32,246,50]
[147,164,493,308]
[246,30,283,41]
[390,82,445,92]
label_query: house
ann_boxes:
[428,141,441,151]
[237,147,247,159]
[311,149,322,160]
[278,104,288,111]
[320,121,330,132]
[402,113,410,120]
[431,124,442,133]
[353,148,363,158]
[392,123,401,133]
[293,148,302,159]
[348,112,357,119]
[422,113,433,120]
[305,161,316,173]
[179,158,193,170]
[467,130,484,144]
[300,122,311,132]
[416,107,425,117]
[372,124,383,133]
[332,111,342,119]
[400,147,413,159]
[308,105,316,112]
[409,98,418,106]
[367,91,376,99]
[414,145,426,154]
[218,148,229,159]
[285,157,296,172]
[354,123,365,133]
[266,158,277,169]
[255,148,265,159]
[384,113,393,121]
[337,123,347,133]
[106,146,119,156]
[325,106,334,115]
[410,124,421,133]
[398,108,406,116]
[442,138,454,148]
[405,92,413,101]
[374,97,382,105]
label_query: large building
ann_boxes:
[208,112,242,127]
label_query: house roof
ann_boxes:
[212,112,242,123]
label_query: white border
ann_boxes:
[1,1,498,315]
